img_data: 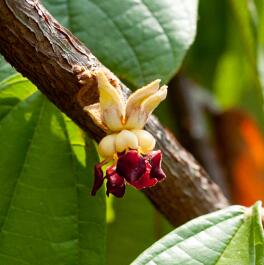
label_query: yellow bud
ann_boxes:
[132,129,156,154]
[98,134,117,158]
[116,130,138,153]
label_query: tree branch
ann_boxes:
[0,0,229,226]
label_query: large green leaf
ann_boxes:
[43,0,198,87]
[0,75,106,265]
[0,56,16,81]
[0,74,36,120]
[132,202,264,265]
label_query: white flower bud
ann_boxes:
[98,134,117,158]
[132,129,156,154]
[116,130,138,153]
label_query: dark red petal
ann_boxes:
[106,168,125,198]
[129,160,158,190]
[106,166,115,177]
[116,150,146,183]
[148,150,166,181]
[91,163,105,196]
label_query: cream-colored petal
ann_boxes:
[125,85,168,129]
[97,70,125,131]
[115,130,138,153]
[84,103,110,133]
[132,129,156,154]
[125,79,160,118]
[141,85,167,114]
[98,134,117,158]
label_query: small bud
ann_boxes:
[98,134,117,158]
[115,130,138,153]
[132,129,156,154]
[106,167,125,197]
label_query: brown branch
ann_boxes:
[0,0,229,226]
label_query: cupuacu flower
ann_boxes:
[84,69,167,198]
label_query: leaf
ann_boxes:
[0,75,106,265]
[43,0,198,87]
[0,56,16,81]
[250,201,264,265]
[0,74,36,120]
[131,202,264,265]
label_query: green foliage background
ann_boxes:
[0,0,264,264]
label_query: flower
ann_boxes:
[86,70,167,197]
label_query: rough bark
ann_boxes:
[0,0,229,226]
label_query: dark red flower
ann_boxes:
[147,150,166,181]
[116,150,159,189]
[128,159,158,189]
[105,167,125,197]
[91,150,166,198]
[116,150,146,183]
[91,163,105,196]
